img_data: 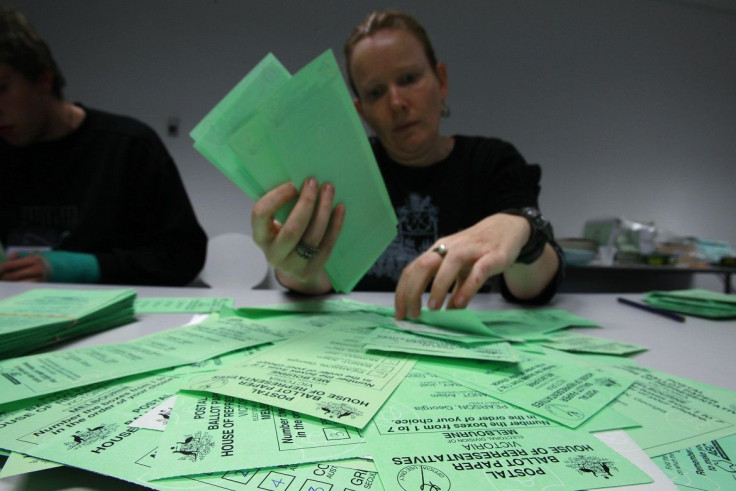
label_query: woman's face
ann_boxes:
[350,28,448,166]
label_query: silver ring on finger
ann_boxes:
[432,243,448,258]
[296,241,320,260]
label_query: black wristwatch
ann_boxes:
[502,207,554,264]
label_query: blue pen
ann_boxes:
[617,297,686,323]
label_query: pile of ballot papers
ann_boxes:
[190,50,397,293]
[0,288,136,358]
[1,295,735,490]
[644,288,736,318]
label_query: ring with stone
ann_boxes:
[296,242,320,260]
[432,243,448,258]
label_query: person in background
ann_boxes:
[252,9,564,318]
[0,7,207,286]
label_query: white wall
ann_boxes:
[10,0,736,289]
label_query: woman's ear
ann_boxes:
[354,98,363,117]
[436,62,448,99]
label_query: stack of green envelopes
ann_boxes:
[0,288,136,358]
[190,50,398,293]
[644,288,736,319]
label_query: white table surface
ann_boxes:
[1,282,735,490]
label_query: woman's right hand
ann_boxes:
[251,177,345,294]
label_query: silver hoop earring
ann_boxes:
[441,100,451,118]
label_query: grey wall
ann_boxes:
[9,0,736,288]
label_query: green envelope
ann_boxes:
[150,392,368,480]
[191,53,291,201]
[644,289,736,319]
[418,351,634,429]
[192,50,398,292]
[364,424,652,490]
[654,432,736,489]
[604,363,736,457]
[0,453,61,478]
[541,331,647,356]
[181,321,415,429]
[134,297,234,314]
[0,288,136,359]
[364,326,520,363]
[0,312,282,406]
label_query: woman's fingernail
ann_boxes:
[428,298,439,310]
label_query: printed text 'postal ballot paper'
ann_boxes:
[191,50,397,292]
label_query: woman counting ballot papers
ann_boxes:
[251,10,564,318]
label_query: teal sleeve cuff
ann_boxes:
[41,251,101,283]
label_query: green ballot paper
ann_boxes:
[192,50,398,292]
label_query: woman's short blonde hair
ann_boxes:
[344,10,439,97]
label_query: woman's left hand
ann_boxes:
[394,212,532,319]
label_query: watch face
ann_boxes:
[522,207,546,225]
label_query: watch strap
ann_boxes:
[501,207,553,265]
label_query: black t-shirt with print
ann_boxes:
[355,135,562,304]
